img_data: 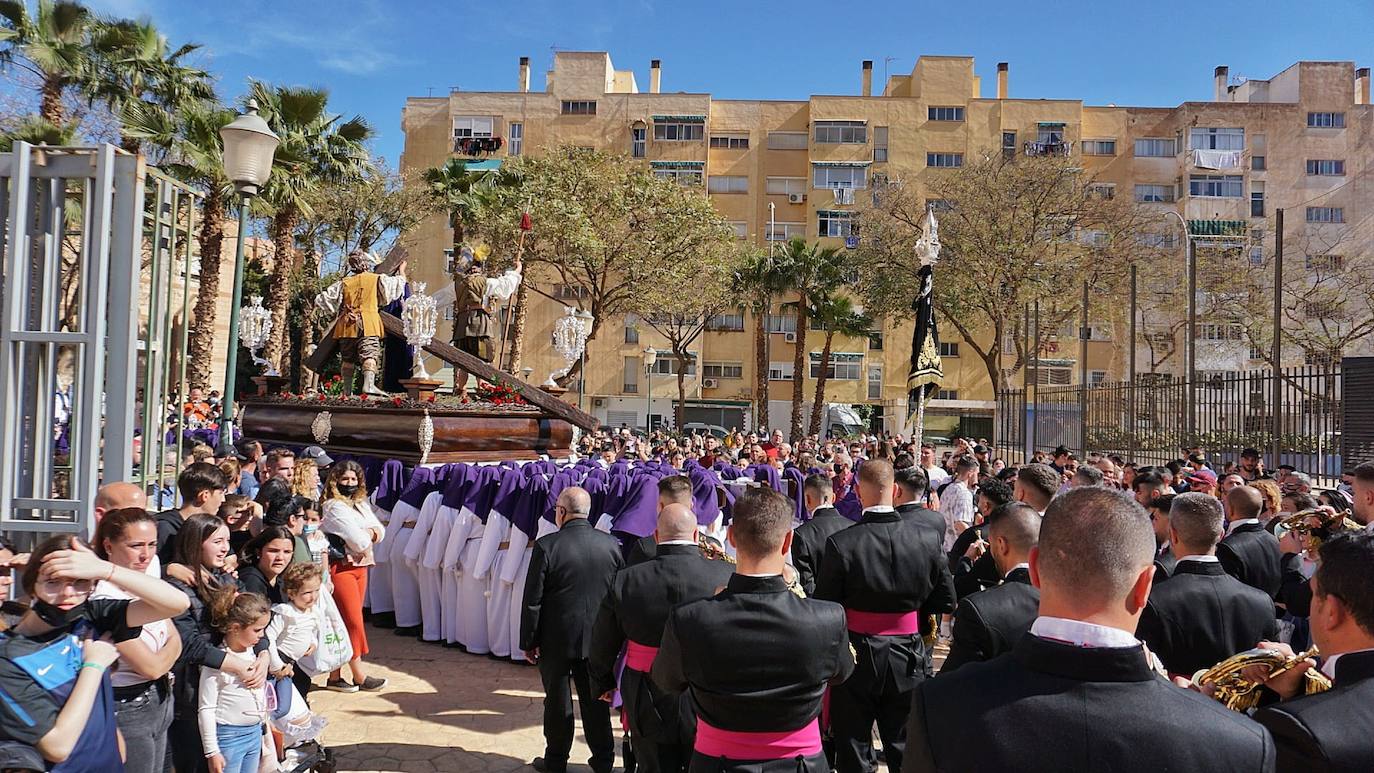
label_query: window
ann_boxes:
[1189,127,1244,151]
[702,362,744,380]
[939,342,960,357]
[654,120,704,141]
[708,176,748,194]
[1189,174,1243,198]
[1089,370,1108,385]
[1304,348,1341,368]
[927,199,954,213]
[1134,184,1175,203]
[766,222,806,241]
[710,134,749,149]
[927,152,963,168]
[812,165,868,189]
[553,284,589,300]
[1252,156,1265,171]
[818,210,857,238]
[809,352,863,380]
[1002,131,1017,160]
[652,165,704,186]
[560,100,596,115]
[868,332,883,350]
[1087,324,1113,341]
[1082,139,1117,156]
[706,310,745,330]
[768,361,795,381]
[868,365,883,400]
[1037,125,1065,144]
[767,131,808,150]
[624,314,640,344]
[1249,246,1265,266]
[765,313,798,334]
[1136,232,1180,249]
[873,126,888,163]
[813,120,867,144]
[1088,183,1115,200]
[623,357,639,393]
[1306,207,1345,223]
[1134,138,1176,157]
[453,116,495,138]
[1251,186,1265,218]
[1081,229,1110,247]
[727,221,749,239]
[766,177,806,196]
[1306,159,1345,176]
[1307,112,1346,128]
[935,389,961,400]
[1198,323,1243,341]
[651,354,697,376]
[1034,368,1072,386]
[1305,254,1345,271]
[631,126,646,158]
[928,106,964,122]
[507,122,523,156]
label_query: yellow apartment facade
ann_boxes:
[400,52,1373,438]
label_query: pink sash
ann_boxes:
[845,609,920,636]
[695,718,822,759]
[624,640,659,672]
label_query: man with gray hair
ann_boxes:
[1136,492,1278,678]
[1071,465,1104,488]
[905,487,1274,772]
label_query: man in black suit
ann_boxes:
[626,476,696,566]
[1136,493,1278,677]
[1219,484,1283,598]
[814,459,956,773]
[942,502,1040,672]
[652,489,854,773]
[1146,493,1179,583]
[893,466,943,537]
[520,486,625,773]
[1251,532,1374,772]
[948,479,1013,600]
[590,504,733,773]
[791,474,853,597]
[905,487,1274,773]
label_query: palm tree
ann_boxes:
[249,80,374,371]
[121,99,238,390]
[0,112,73,149]
[732,249,790,431]
[0,0,98,127]
[776,237,845,441]
[807,294,872,437]
[422,158,497,249]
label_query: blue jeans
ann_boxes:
[215,723,263,773]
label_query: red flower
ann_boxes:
[391,396,404,407]
[359,393,369,400]
[426,394,437,403]
[317,393,326,401]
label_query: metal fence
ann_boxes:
[997,365,1343,481]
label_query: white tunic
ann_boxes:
[366,492,395,614]
[386,495,424,629]
[474,511,513,658]
[419,499,458,643]
[403,491,445,642]
[500,524,534,663]
[455,515,490,654]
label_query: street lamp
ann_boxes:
[401,283,438,378]
[217,99,279,454]
[642,346,657,433]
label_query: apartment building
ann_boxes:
[400,52,1373,437]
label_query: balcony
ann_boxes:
[1024,140,1072,157]
[454,136,504,156]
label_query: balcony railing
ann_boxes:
[454,136,504,156]
[1024,140,1072,157]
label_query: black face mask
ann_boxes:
[336,484,359,498]
[31,599,86,628]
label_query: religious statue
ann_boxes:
[315,249,409,396]
[450,245,522,397]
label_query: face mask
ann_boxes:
[302,524,319,535]
[336,484,359,497]
[32,599,86,628]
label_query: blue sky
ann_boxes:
[80,0,1374,166]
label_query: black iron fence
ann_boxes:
[996,366,1343,480]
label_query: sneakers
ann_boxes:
[359,676,387,692]
[324,678,357,693]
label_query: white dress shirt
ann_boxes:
[1321,646,1374,680]
[1175,554,1220,564]
[1030,616,1142,649]
[1225,518,1261,534]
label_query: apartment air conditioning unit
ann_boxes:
[784,332,798,343]
[788,193,806,204]
[702,378,719,389]
[593,397,606,408]
[833,188,855,205]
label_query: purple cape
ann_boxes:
[373,459,408,511]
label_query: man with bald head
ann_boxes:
[521,486,624,773]
[1218,484,1282,598]
[590,503,733,773]
[94,481,146,523]
[905,487,1275,772]
[941,503,1041,672]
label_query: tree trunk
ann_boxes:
[40,77,65,127]
[509,280,528,373]
[187,190,226,390]
[790,297,809,441]
[809,331,836,437]
[676,352,688,430]
[264,207,298,371]
[753,306,769,431]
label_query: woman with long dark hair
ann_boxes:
[320,460,386,693]
[236,526,295,604]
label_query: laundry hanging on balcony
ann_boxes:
[1191,149,1243,170]
[455,136,505,156]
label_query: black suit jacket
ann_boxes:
[519,518,625,660]
[1218,521,1283,598]
[1277,552,1314,618]
[1253,650,1374,773]
[941,567,1038,673]
[789,506,852,597]
[1153,543,1179,584]
[947,522,1000,600]
[1136,559,1279,676]
[907,633,1275,772]
[897,502,946,538]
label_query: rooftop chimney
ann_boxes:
[862,60,873,97]
[518,56,530,93]
[649,59,661,94]
[997,62,1009,99]
[1358,67,1371,105]
[1214,65,1229,101]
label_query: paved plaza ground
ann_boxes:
[313,621,949,772]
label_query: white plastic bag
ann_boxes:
[298,590,353,677]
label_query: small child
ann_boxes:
[200,592,271,773]
[302,506,330,571]
[268,563,323,706]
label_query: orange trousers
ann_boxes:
[330,563,369,659]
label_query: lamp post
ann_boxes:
[217,100,279,455]
[1161,209,1196,439]
[551,306,593,404]
[643,346,658,433]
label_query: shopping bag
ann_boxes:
[298,591,353,676]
